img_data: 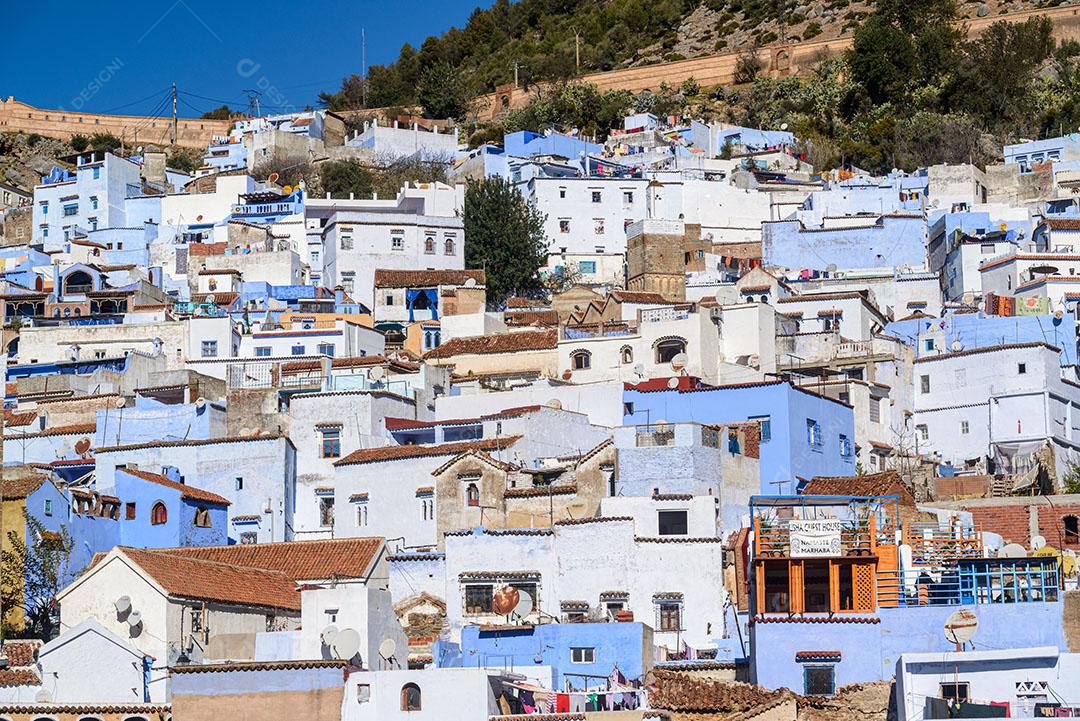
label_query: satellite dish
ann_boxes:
[321,624,339,648]
[982,531,1004,553]
[35,689,52,703]
[633,364,645,376]
[1055,309,1065,320]
[194,397,207,410]
[369,366,385,381]
[512,590,533,619]
[463,277,477,287]
[127,610,143,627]
[238,427,252,436]
[196,215,204,222]
[670,352,688,371]
[268,172,280,183]
[544,399,563,410]
[378,638,397,659]
[491,585,521,616]
[780,123,789,131]
[115,397,127,409]
[283,185,293,194]
[950,340,963,352]
[75,438,92,455]
[114,595,132,614]
[654,419,669,425]
[943,608,978,645]
[1032,534,1047,551]
[332,628,361,661]
[667,377,680,389]
[1001,543,1027,558]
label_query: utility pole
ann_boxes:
[575,31,581,73]
[170,82,177,145]
[513,60,519,88]
[362,28,368,107]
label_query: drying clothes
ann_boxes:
[555,694,570,713]
[520,689,534,713]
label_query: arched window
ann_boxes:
[444,238,455,255]
[63,307,71,317]
[424,236,435,254]
[401,682,422,711]
[654,337,687,364]
[759,295,768,304]
[53,308,61,317]
[194,507,212,528]
[466,484,480,507]
[74,307,82,316]
[620,346,634,364]
[1065,515,1079,543]
[65,270,93,294]
[571,349,591,370]
[150,502,168,525]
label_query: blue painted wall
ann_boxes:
[439,622,649,689]
[884,312,1077,366]
[762,215,926,271]
[623,381,856,493]
[751,600,1068,693]
[504,131,601,160]
[114,468,228,548]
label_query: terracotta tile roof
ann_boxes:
[554,516,632,526]
[504,485,577,498]
[118,468,231,506]
[374,269,485,288]
[5,422,97,439]
[118,547,301,611]
[777,291,866,303]
[149,537,384,581]
[1047,218,1080,230]
[802,470,914,505]
[795,650,842,660]
[0,668,41,687]
[751,614,880,624]
[0,705,170,715]
[648,670,791,713]
[96,433,289,454]
[740,284,772,293]
[0,474,48,500]
[3,410,38,427]
[424,329,558,359]
[504,296,545,308]
[335,436,520,467]
[385,405,542,431]
[504,309,559,327]
[171,660,346,673]
[2,639,41,667]
[279,355,403,373]
[912,341,1056,364]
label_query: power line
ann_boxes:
[96,87,174,114]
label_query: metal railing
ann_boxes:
[878,558,1060,607]
[902,523,983,566]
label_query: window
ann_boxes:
[466,483,480,507]
[1065,515,1079,543]
[657,602,681,631]
[89,218,97,231]
[356,504,368,527]
[321,428,341,458]
[465,584,493,614]
[621,346,634,364]
[151,502,168,525]
[591,190,602,203]
[44,499,53,517]
[319,497,335,527]
[960,420,970,435]
[764,562,790,612]
[92,166,100,179]
[201,340,218,358]
[291,344,305,355]
[839,434,852,458]
[444,238,455,255]
[752,415,771,442]
[559,187,567,198]
[400,683,422,711]
[385,294,395,306]
[235,477,244,491]
[940,683,970,703]
[869,396,881,424]
[654,338,687,364]
[571,349,591,370]
[42,202,48,215]
[593,218,605,235]
[63,204,78,217]
[658,510,688,535]
[578,260,596,274]
[240,531,258,544]
[981,243,995,254]
[925,338,935,351]
[341,273,355,294]
[803,560,830,612]
[310,250,320,264]
[391,235,404,250]
[804,666,835,696]
[920,375,931,394]
[252,346,270,357]
[916,424,929,442]
[571,647,595,664]
[340,234,353,251]
[1018,363,1027,374]
[806,419,822,448]
[194,507,212,528]
[318,342,335,357]
[125,502,136,520]
[559,219,571,233]
[424,234,435,254]
[623,190,634,204]
[91,196,99,210]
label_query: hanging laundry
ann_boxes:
[555,694,570,712]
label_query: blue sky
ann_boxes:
[7,0,487,116]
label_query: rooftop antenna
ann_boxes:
[244,90,263,118]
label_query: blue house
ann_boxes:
[114,466,229,547]
[503,131,601,160]
[762,214,928,272]
[623,379,856,493]
[436,622,652,690]
[1003,133,1080,171]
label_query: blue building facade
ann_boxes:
[114,467,229,547]
[32,151,142,244]
[623,380,856,493]
[762,215,928,272]
[503,131,601,160]
[436,622,652,689]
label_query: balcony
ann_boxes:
[640,306,691,324]
[878,557,1060,608]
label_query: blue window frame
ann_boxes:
[579,260,597,274]
[90,196,99,210]
[751,415,771,442]
[317,343,335,357]
[806,419,822,448]
[255,346,271,357]
[839,434,852,458]
[803,666,834,695]
[92,166,100,179]
[291,344,305,355]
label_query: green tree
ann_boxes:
[88,132,122,153]
[417,62,472,119]
[168,148,204,174]
[201,104,232,120]
[319,160,375,199]
[1,512,74,640]
[463,177,547,306]
[69,134,90,152]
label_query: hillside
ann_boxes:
[318,0,1073,111]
